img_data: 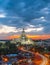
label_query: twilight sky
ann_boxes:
[0,0,50,39]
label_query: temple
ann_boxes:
[11,28,35,45]
[20,28,27,41]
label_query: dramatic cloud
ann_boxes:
[0,24,18,34]
[33,16,46,22]
[0,9,6,18]
[0,13,6,18]
[25,27,43,32]
[0,0,50,39]
[24,24,44,34]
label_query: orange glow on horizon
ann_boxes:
[7,34,50,40]
[27,34,50,40]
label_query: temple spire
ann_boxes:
[20,28,27,40]
[22,28,25,33]
[21,28,26,36]
[23,28,24,31]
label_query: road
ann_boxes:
[18,47,48,65]
[39,54,48,65]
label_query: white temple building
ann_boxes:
[11,28,35,45]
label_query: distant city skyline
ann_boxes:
[0,0,50,39]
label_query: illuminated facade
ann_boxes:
[11,28,35,46]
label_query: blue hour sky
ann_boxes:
[0,0,50,39]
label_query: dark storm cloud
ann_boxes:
[0,0,50,35]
